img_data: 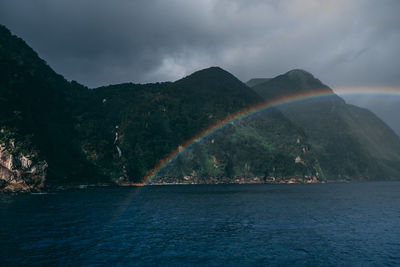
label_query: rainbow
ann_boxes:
[142,86,400,184]
[334,86,400,97]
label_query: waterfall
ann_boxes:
[114,125,122,158]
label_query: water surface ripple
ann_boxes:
[1,182,400,266]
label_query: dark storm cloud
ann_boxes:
[0,0,399,89]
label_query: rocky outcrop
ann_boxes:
[0,143,47,193]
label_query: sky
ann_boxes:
[0,0,399,133]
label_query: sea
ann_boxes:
[1,182,400,266]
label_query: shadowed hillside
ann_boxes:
[1,25,324,191]
[249,69,400,180]
[80,67,322,183]
[0,25,102,190]
[2,23,399,192]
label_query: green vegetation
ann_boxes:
[157,110,323,182]
[249,69,400,180]
[0,25,104,185]
[1,24,399,189]
[78,67,322,182]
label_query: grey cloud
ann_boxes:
[0,0,399,89]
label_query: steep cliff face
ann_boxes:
[0,24,105,186]
[0,142,47,193]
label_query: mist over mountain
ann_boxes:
[249,70,400,180]
[339,95,400,137]
[1,24,400,192]
[247,76,400,138]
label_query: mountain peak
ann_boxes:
[175,66,245,88]
[284,69,316,81]
[250,68,334,103]
[247,69,325,91]
[273,69,329,93]
[181,66,234,81]
[171,66,261,107]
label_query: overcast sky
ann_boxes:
[0,0,399,89]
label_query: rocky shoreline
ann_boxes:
[0,139,325,194]
[0,177,328,193]
[149,175,324,185]
[0,142,48,193]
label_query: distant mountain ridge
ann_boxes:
[1,24,400,191]
[249,69,400,180]
[246,78,271,87]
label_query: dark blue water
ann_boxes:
[1,182,400,266]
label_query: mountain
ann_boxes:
[78,67,322,184]
[249,69,400,180]
[76,67,262,181]
[0,25,323,191]
[339,95,400,137]
[2,23,399,192]
[0,25,104,192]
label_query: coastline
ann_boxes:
[2,178,367,194]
